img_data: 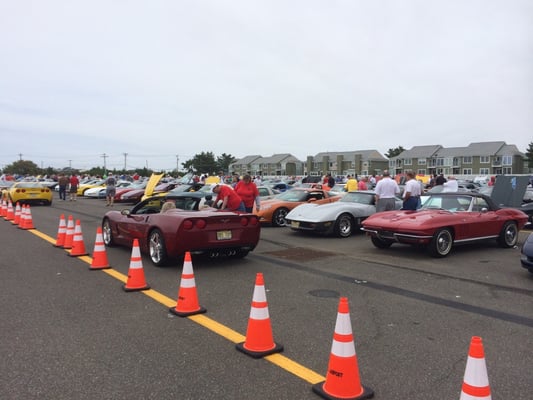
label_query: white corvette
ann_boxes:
[285,190,402,238]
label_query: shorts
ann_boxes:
[69,186,78,193]
[106,188,116,197]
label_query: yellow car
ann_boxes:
[7,182,53,206]
[77,179,105,196]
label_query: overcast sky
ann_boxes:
[1,0,532,172]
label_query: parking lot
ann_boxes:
[1,197,532,399]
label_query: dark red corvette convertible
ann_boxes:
[102,192,260,266]
[361,192,528,257]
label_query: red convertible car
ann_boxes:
[102,192,260,266]
[361,192,528,257]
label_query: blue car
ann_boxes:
[520,232,533,274]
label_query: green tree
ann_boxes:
[385,146,405,158]
[3,160,40,176]
[525,141,533,169]
[216,153,237,174]
[183,152,218,174]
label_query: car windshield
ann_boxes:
[15,182,45,189]
[421,194,474,212]
[276,190,316,202]
[340,192,374,205]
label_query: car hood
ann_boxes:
[363,209,451,229]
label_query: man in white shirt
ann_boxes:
[402,171,422,210]
[442,176,459,192]
[374,170,400,212]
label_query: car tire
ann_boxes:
[234,249,250,258]
[371,236,393,249]
[428,228,453,258]
[149,228,168,267]
[272,208,289,227]
[102,218,115,246]
[497,221,518,248]
[334,213,355,238]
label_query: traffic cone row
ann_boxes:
[15,211,493,399]
[18,204,35,230]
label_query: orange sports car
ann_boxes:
[256,187,341,227]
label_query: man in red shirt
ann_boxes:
[212,184,245,211]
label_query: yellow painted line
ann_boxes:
[24,226,326,384]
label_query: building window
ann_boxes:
[480,156,489,163]
[503,166,512,174]
[479,168,489,175]
[502,156,512,166]
[463,156,472,164]
[462,168,472,175]
[418,158,426,165]
[418,169,426,175]
[404,158,412,165]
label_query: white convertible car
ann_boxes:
[285,190,402,238]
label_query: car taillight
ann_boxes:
[240,217,249,226]
[183,219,207,230]
[249,216,259,226]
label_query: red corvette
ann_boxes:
[361,192,528,257]
[102,192,260,266]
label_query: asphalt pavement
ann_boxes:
[1,197,532,399]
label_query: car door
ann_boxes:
[465,197,501,238]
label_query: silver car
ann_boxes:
[285,190,402,238]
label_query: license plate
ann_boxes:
[217,230,232,240]
[291,221,299,228]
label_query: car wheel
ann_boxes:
[334,213,355,238]
[102,219,116,246]
[428,228,453,258]
[149,228,168,267]
[371,236,393,249]
[497,221,518,248]
[272,208,289,227]
[234,249,250,258]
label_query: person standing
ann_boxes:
[442,176,458,192]
[344,175,359,192]
[58,173,69,201]
[402,170,422,210]
[234,174,260,213]
[374,170,400,212]
[212,184,245,212]
[105,172,117,206]
[69,174,79,201]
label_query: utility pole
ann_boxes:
[101,153,108,172]
[123,153,128,171]
[18,153,23,160]
[176,154,179,172]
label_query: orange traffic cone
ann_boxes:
[236,272,283,358]
[460,336,491,400]
[12,202,21,225]
[69,219,88,257]
[4,201,14,221]
[17,204,26,228]
[169,252,206,317]
[90,227,111,270]
[63,215,75,249]
[0,199,6,217]
[123,238,150,291]
[53,214,67,247]
[20,205,34,230]
[312,297,374,400]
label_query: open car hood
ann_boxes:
[490,175,529,207]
